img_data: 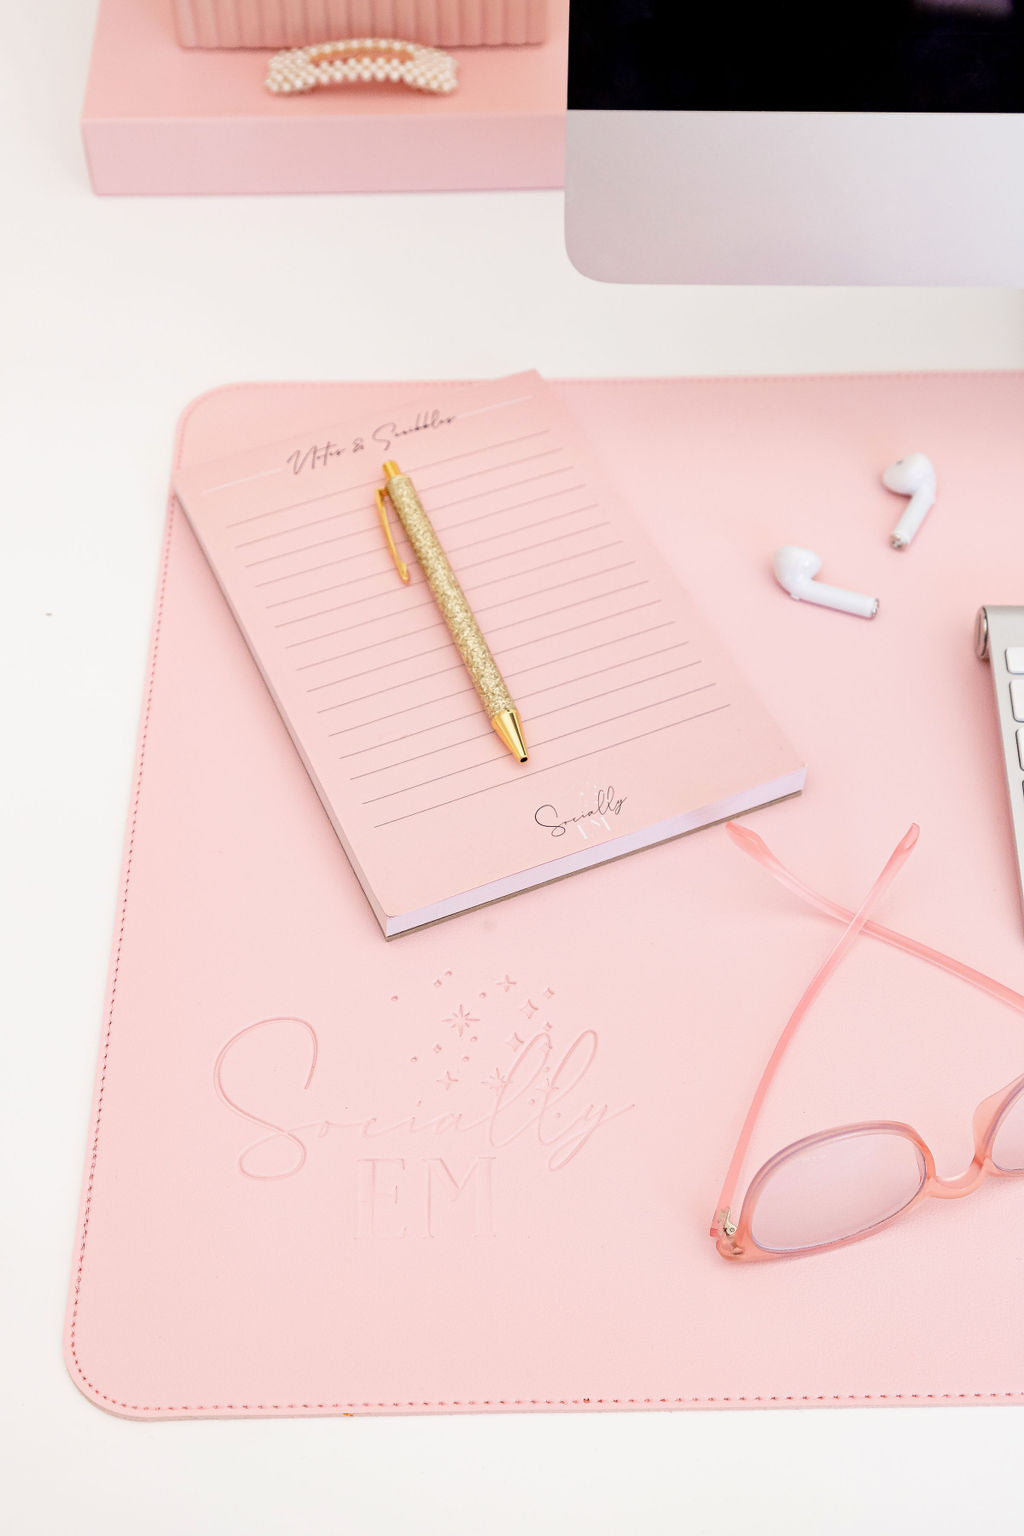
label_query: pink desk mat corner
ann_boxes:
[66,372,1024,1418]
[81,0,568,194]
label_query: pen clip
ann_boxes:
[375,486,410,584]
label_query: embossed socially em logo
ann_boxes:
[213,993,634,1240]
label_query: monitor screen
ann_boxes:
[569,1,1024,113]
[564,1,1024,283]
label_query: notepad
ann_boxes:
[173,372,805,935]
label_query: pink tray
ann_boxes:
[82,0,567,194]
[66,372,1024,1418]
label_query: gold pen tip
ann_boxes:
[382,460,401,479]
[492,709,528,764]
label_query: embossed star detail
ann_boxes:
[505,1032,524,1053]
[483,1068,509,1093]
[520,998,539,1019]
[496,974,517,992]
[444,1003,479,1038]
[436,1070,459,1091]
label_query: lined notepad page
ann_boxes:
[175,373,804,934]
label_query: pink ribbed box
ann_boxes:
[173,0,548,48]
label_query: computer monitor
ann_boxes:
[565,1,1024,283]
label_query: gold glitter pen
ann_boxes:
[375,462,528,764]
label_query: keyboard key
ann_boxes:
[1012,680,1024,721]
[1007,647,1024,674]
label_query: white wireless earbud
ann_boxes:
[772,546,879,619]
[882,452,936,550]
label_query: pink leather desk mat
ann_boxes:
[66,373,1024,1418]
[82,0,568,194]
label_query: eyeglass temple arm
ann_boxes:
[711,823,920,1237]
[727,822,1024,1017]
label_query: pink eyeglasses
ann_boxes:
[712,822,1024,1262]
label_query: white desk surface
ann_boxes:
[4,3,1024,1532]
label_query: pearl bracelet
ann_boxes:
[266,38,459,96]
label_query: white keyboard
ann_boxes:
[976,605,1024,926]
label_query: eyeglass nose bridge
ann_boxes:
[929,1158,989,1199]
[904,1078,1024,1201]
